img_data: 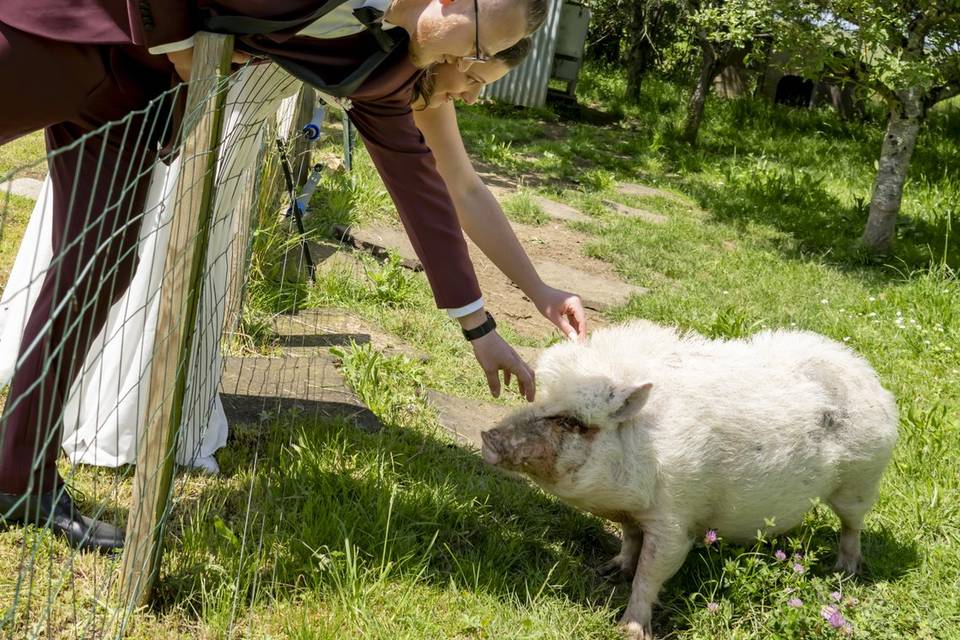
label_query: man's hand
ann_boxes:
[533,284,587,341]
[166,47,252,81]
[470,330,536,401]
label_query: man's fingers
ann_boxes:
[514,359,535,402]
[484,368,501,398]
[558,315,577,341]
[572,302,587,337]
[232,51,252,64]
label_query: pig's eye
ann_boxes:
[551,415,589,433]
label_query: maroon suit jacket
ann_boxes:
[0,0,481,309]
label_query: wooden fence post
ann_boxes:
[120,31,235,610]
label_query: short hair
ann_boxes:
[494,37,532,69]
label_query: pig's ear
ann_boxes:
[609,382,653,422]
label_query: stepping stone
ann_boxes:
[531,195,591,224]
[617,182,692,206]
[308,240,366,277]
[332,223,422,271]
[533,260,647,312]
[220,353,381,433]
[427,390,514,449]
[1,177,44,200]
[603,199,668,225]
[272,307,430,362]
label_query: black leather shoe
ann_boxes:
[0,489,124,553]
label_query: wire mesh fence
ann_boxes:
[0,33,372,637]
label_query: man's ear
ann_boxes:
[610,383,653,422]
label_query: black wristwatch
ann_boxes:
[462,312,497,341]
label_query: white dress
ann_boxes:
[0,64,301,473]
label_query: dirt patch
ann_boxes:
[335,218,649,340]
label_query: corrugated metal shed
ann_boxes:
[480,0,564,108]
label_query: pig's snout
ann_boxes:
[480,430,501,466]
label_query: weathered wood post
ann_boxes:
[120,31,235,610]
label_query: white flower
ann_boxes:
[821,299,829,304]
[869,296,876,302]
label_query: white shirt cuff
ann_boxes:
[148,35,197,55]
[446,298,484,319]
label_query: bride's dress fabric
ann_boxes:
[0,65,300,471]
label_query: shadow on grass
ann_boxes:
[145,406,921,633]
[149,411,622,619]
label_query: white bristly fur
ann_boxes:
[491,320,898,640]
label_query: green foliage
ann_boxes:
[501,190,550,225]
[363,253,418,308]
[330,341,425,426]
[775,0,960,107]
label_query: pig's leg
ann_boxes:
[827,487,873,574]
[619,525,693,640]
[598,522,642,580]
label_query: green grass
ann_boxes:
[1,69,959,638]
[0,131,45,180]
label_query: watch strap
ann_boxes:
[462,312,497,341]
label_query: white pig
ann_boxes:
[481,321,898,640]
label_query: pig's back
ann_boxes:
[637,330,895,538]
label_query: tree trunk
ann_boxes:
[681,42,720,144]
[861,89,924,254]
[625,0,654,103]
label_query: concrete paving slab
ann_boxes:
[617,182,694,206]
[272,308,430,362]
[1,177,44,200]
[533,260,648,311]
[603,199,668,224]
[426,390,514,449]
[332,223,421,271]
[531,196,591,224]
[220,353,381,432]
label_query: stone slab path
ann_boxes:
[1,177,44,201]
[533,260,648,311]
[332,223,421,271]
[531,195,592,224]
[272,307,430,362]
[603,199,668,225]
[617,182,695,207]
[426,390,513,449]
[220,353,382,433]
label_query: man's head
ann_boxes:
[413,37,531,109]
[396,0,547,69]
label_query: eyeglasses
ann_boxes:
[460,0,488,64]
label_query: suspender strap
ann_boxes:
[265,29,406,98]
[203,0,349,35]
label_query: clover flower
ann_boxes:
[704,529,718,545]
[774,549,787,562]
[787,598,803,608]
[821,605,846,629]
[707,601,719,614]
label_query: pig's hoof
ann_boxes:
[620,620,654,640]
[598,556,635,581]
[834,552,862,576]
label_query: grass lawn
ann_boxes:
[1,68,958,638]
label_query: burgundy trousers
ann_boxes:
[0,21,176,494]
